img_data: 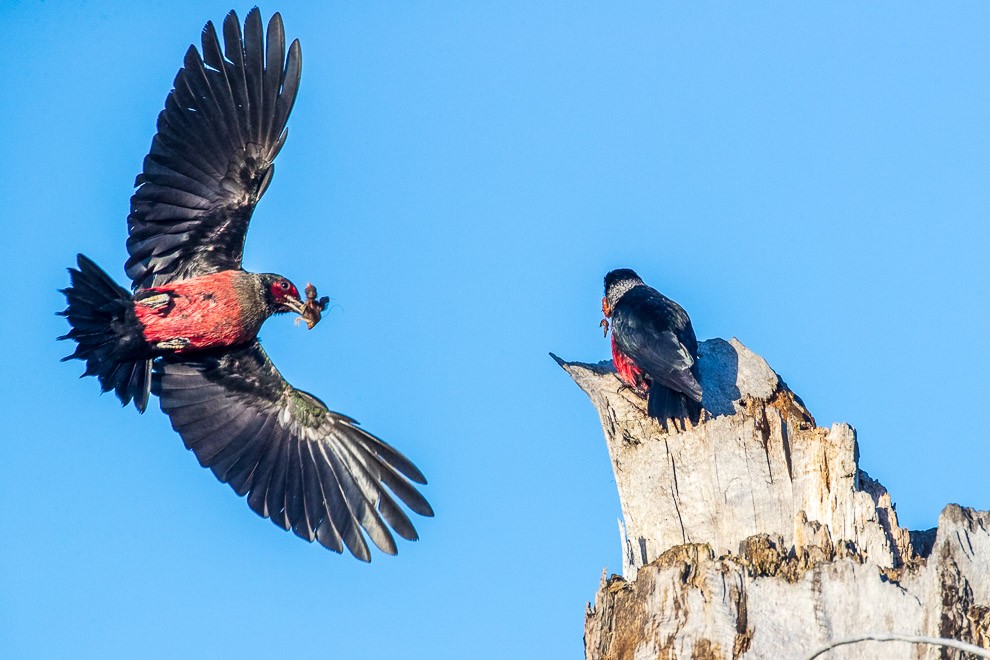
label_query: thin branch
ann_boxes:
[806,633,990,659]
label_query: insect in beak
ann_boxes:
[294,282,330,329]
[600,296,612,337]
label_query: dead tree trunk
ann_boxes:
[554,338,990,659]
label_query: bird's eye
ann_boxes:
[279,281,289,290]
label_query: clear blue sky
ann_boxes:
[2,2,988,658]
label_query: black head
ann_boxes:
[603,268,644,315]
[259,273,306,316]
[604,268,641,294]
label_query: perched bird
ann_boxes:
[601,269,703,428]
[58,9,433,561]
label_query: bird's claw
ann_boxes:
[155,337,191,351]
[600,318,609,337]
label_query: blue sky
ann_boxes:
[2,2,988,658]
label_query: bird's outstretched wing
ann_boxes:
[152,342,433,561]
[126,9,301,289]
[612,288,703,402]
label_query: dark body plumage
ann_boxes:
[604,269,703,428]
[58,10,432,561]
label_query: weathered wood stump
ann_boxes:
[554,338,990,659]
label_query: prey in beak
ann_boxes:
[600,296,611,337]
[294,282,330,329]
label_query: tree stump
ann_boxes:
[554,338,990,659]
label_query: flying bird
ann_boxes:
[58,9,433,561]
[601,269,703,428]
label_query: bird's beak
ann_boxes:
[283,295,307,315]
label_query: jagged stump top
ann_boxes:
[554,337,922,578]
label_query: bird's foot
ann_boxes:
[615,382,649,398]
[155,337,191,351]
[134,291,174,312]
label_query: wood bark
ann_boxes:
[554,338,990,659]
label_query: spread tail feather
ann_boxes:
[647,382,702,429]
[58,254,152,412]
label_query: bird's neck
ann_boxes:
[607,279,643,311]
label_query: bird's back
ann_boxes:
[614,285,698,357]
[611,284,702,403]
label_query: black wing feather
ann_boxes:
[325,436,398,554]
[299,446,326,542]
[154,342,432,561]
[208,412,265,481]
[243,10,265,144]
[126,9,302,289]
[320,445,371,560]
[265,431,292,530]
[246,436,280,519]
[379,495,419,542]
[262,14,285,146]
[225,415,277,495]
[221,12,250,145]
[285,436,308,538]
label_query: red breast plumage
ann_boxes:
[611,334,648,393]
[135,271,258,351]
